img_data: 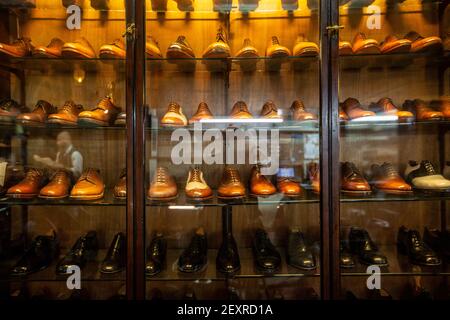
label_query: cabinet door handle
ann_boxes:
[123,23,136,40]
[326,25,344,35]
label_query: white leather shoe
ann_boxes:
[405,160,450,191]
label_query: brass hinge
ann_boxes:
[123,23,136,40]
[326,25,344,35]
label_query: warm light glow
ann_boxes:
[168,205,199,210]
[350,115,398,123]
[200,118,283,124]
[73,66,86,84]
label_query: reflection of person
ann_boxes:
[33,131,83,178]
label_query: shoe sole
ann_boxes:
[61,49,94,59]
[178,262,207,274]
[39,194,68,199]
[15,119,45,127]
[341,190,372,196]
[358,259,388,267]
[147,194,178,202]
[217,195,246,200]
[186,195,213,201]
[249,193,278,198]
[70,191,104,201]
[100,268,125,275]
[373,187,413,195]
[287,261,317,271]
[7,193,37,199]
[47,119,78,126]
[78,118,110,127]
[217,265,241,275]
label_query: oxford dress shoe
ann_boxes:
[277,175,302,197]
[148,167,178,201]
[431,96,450,119]
[39,169,73,199]
[216,233,241,274]
[235,38,259,71]
[166,36,195,59]
[403,99,443,121]
[161,102,188,127]
[7,168,46,199]
[146,36,163,59]
[47,100,84,126]
[230,101,253,119]
[339,40,353,55]
[101,232,126,274]
[308,162,320,194]
[340,241,355,268]
[217,166,246,199]
[292,34,319,57]
[56,231,98,275]
[405,160,450,192]
[424,227,450,261]
[0,99,28,123]
[397,226,441,266]
[342,98,375,120]
[32,38,65,58]
[185,167,213,201]
[0,164,24,197]
[70,168,105,200]
[352,32,380,54]
[369,97,414,122]
[290,100,317,121]
[260,101,281,119]
[146,233,166,276]
[404,31,442,53]
[250,165,276,196]
[266,36,291,58]
[78,97,121,126]
[202,28,230,59]
[253,229,281,273]
[113,169,126,199]
[11,230,59,276]
[380,35,412,54]
[341,162,371,195]
[189,102,214,124]
[178,227,208,273]
[371,163,412,194]
[286,229,316,270]
[349,227,388,266]
[99,39,126,59]
[61,37,96,58]
[0,37,33,57]
[16,100,56,126]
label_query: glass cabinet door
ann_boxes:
[0,0,128,300]
[338,0,449,299]
[144,0,323,300]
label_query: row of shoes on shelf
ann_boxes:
[340,226,450,268]
[0,0,111,9]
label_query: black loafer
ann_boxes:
[56,231,98,275]
[100,232,126,274]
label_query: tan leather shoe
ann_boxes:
[70,168,104,200]
[250,165,276,196]
[342,98,375,120]
[291,100,317,121]
[403,99,443,121]
[260,101,281,119]
[0,99,29,123]
[146,36,163,59]
[7,168,46,199]
[277,175,302,197]
[266,36,291,58]
[308,162,320,194]
[236,38,259,58]
[39,170,72,199]
[161,102,188,127]
[404,31,442,53]
[380,35,412,54]
[230,101,253,119]
[114,169,126,199]
[148,167,178,201]
[0,38,33,58]
[61,37,96,59]
[99,39,126,59]
[339,40,353,55]
[339,103,349,122]
[434,97,450,119]
[33,38,65,58]
[47,101,84,126]
[202,29,230,59]
[341,162,371,195]
[293,35,319,57]
[352,32,380,54]
[78,97,121,126]
[166,36,195,59]
[369,97,414,122]
[217,166,246,199]
[114,112,126,126]
[189,102,214,124]
[371,163,412,194]
[185,168,213,200]
[16,100,56,126]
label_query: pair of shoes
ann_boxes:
[397,226,441,266]
[266,35,319,58]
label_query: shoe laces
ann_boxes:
[78,169,97,184]
[53,170,68,183]
[271,36,280,45]
[422,161,436,175]
[410,231,424,250]
[96,97,113,111]
[156,167,167,183]
[25,169,42,182]
[167,103,179,113]
[381,163,397,177]
[197,103,209,113]
[191,168,201,182]
[226,168,239,183]
[61,101,76,113]
[216,29,227,43]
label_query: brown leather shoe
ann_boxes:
[371,163,412,194]
[291,100,317,121]
[166,36,195,59]
[308,162,320,194]
[7,168,46,199]
[148,167,178,201]
[114,169,126,199]
[0,99,29,123]
[218,166,246,199]
[33,38,65,58]
[293,34,319,57]
[352,32,380,54]
[369,97,414,122]
[0,38,33,58]
[235,38,259,71]
[339,40,353,55]
[339,103,349,122]
[161,102,188,127]
[260,101,281,119]
[230,101,253,119]
[202,28,230,59]
[146,36,163,59]
[266,36,291,58]
[430,97,450,120]
[47,101,84,126]
[249,165,276,196]
[342,98,375,120]
[16,100,56,126]
[185,168,213,200]
[277,174,302,197]
[61,37,96,59]
[114,112,126,126]
[189,102,214,124]
[404,31,442,53]
[78,97,120,126]
[99,39,126,59]
[341,162,371,195]
[380,35,412,54]
[39,170,72,199]
[403,99,443,121]
[70,168,104,200]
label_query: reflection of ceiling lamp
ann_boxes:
[73,65,85,84]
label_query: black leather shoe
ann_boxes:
[11,230,59,276]
[286,228,316,270]
[178,227,207,273]
[349,227,388,266]
[146,233,166,276]
[340,241,355,268]
[56,231,98,275]
[216,233,240,274]
[397,226,441,266]
[100,232,126,274]
[252,228,281,273]
[424,227,450,261]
